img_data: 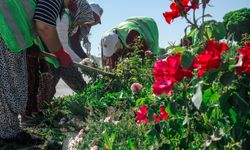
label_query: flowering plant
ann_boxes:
[134,0,250,149]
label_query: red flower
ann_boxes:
[203,40,229,56]
[160,106,169,120]
[197,54,222,77]
[130,83,143,93]
[153,60,169,82]
[153,113,162,123]
[182,68,193,79]
[166,53,193,81]
[153,53,193,96]
[193,39,229,77]
[236,41,250,74]
[163,0,195,24]
[153,106,169,123]
[136,105,149,124]
[166,53,182,75]
[163,2,181,24]
[152,78,175,96]
[190,0,199,9]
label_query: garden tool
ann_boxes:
[41,51,115,78]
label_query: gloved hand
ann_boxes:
[80,58,95,67]
[54,47,73,67]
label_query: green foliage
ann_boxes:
[20,38,250,149]
[12,5,250,150]
[188,20,227,45]
[181,50,195,69]
[202,20,227,40]
[223,8,250,42]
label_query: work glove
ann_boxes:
[80,58,95,67]
[54,47,73,67]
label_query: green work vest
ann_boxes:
[113,16,159,54]
[0,0,59,68]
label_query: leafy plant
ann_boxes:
[223,8,250,42]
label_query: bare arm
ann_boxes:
[35,21,62,53]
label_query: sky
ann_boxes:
[87,0,250,57]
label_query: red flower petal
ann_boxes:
[160,106,169,120]
[154,113,162,123]
[136,105,149,124]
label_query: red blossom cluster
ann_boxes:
[236,41,250,74]
[152,39,230,96]
[152,53,193,96]
[154,106,169,123]
[136,105,149,124]
[193,39,229,77]
[136,105,169,124]
[152,39,250,96]
[163,0,200,24]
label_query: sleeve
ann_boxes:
[33,0,61,27]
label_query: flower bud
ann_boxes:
[130,83,143,93]
[145,50,152,56]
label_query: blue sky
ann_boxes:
[88,0,250,56]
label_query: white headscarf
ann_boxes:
[101,31,120,57]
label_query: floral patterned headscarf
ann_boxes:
[68,0,95,36]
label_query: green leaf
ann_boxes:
[171,46,186,54]
[135,98,147,107]
[110,133,116,145]
[103,131,112,149]
[233,92,249,108]
[127,137,135,150]
[220,71,235,86]
[159,143,171,150]
[232,92,249,115]
[147,107,155,122]
[166,103,173,116]
[206,70,219,82]
[211,107,222,120]
[192,83,203,110]
[203,21,227,40]
[197,25,206,41]
[146,127,158,139]
[229,108,237,124]
[193,31,199,45]
[203,89,212,104]
[181,50,195,69]
[219,91,231,112]
[196,20,227,42]
[211,22,227,40]
[210,92,219,103]
[203,113,209,124]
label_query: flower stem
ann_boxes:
[182,82,191,149]
[193,9,197,25]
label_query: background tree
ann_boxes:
[223,8,250,42]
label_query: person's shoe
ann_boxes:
[2,131,43,146]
